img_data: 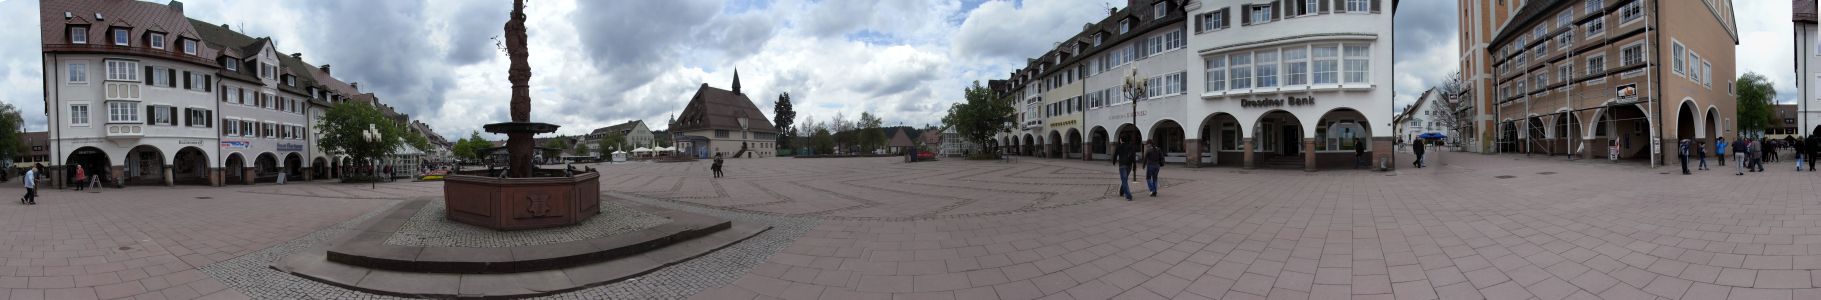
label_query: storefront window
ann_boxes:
[1326,121,1365,151]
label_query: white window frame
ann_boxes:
[1342,44,1369,84]
[225,59,238,71]
[1701,61,1711,87]
[152,66,170,87]
[149,33,165,50]
[1120,20,1131,34]
[1284,46,1308,86]
[1687,51,1700,83]
[1620,42,1645,66]
[1557,30,1572,49]
[112,28,128,46]
[1585,17,1605,38]
[69,103,90,126]
[1303,0,1320,16]
[1586,54,1606,76]
[1250,4,1274,24]
[150,105,173,126]
[106,101,139,124]
[66,61,88,84]
[1670,40,1685,76]
[70,27,88,44]
[1312,44,1339,84]
[1586,0,1605,14]
[1154,2,1168,19]
[182,39,196,55]
[1346,0,1369,13]
[187,107,209,128]
[1620,1,1643,25]
[190,73,207,92]
[1205,55,1226,91]
[104,60,139,82]
[224,117,240,136]
[1255,50,1279,88]
[1229,53,1253,89]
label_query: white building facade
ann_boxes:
[1800,2,1819,136]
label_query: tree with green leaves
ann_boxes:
[596,134,626,154]
[775,92,795,149]
[540,138,567,159]
[1736,73,1777,138]
[942,81,1014,157]
[858,112,885,152]
[0,102,23,164]
[316,101,406,171]
[452,131,489,162]
[810,127,834,155]
[573,143,591,157]
[402,130,431,153]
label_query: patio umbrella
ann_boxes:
[1418,132,1447,139]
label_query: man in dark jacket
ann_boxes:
[1411,139,1426,168]
[1113,138,1136,201]
[1143,140,1164,197]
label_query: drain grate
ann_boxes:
[1537,172,1557,175]
[1495,175,1517,179]
[195,197,212,199]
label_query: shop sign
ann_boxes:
[1107,111,1147,120]
[221,141,250,149]
[178,139,203,145]
[277,143,305,152]
[1240,96,1316,108]
[1049,120,1078,127]
[1616,84,1637,101]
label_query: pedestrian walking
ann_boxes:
[1715,137,1727,166]
[1412,139,1426,168]
[1736,136,1749,175]
[20,164,38,205]
[1678,139,1690,175]
[1143,140,1163,197]
[711,154,724,178]
[73,165,86,191]
[1809,135,1819,171]
[1696,141,1708,170]
[1354,138,1367,169]
[1797,136,1809,172]
[1767,139,1779,163]
[1113,137,1136,201]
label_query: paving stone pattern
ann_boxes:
[383,199,671,248]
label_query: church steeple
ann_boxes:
[731,68,742,95]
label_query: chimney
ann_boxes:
[169,0,184,13]
[1127,0,1138,10]
[351,82,359,91]
[319,64,331,74]
[220,23,229,30]
[291,53,302,59]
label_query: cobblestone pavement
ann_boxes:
[11,152,1821,299]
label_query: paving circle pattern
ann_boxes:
[383,199,671,248]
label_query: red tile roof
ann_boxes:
[673,84,777,134]
[41,0,219,67]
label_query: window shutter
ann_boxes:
[1195,14,1204,32]
[1241,5,1251,25]
[206,111,212,128]
[1319,0,1329,13]
[204,75,212,92]
[1222,8,1232,28]
[143,66,153,85]
[169,107,178,125]
[1273,0,1282,20]
[1371,0,1381,13]
[1334,0,1345,12]
[146,106,154,125]
[182,71,191,89]
[167,69,177,88]
[183,108,191,126]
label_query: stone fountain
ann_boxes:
[442,0,598,230]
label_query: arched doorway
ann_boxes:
[1559,113,1584,156]
[224,153,246,184]
[1066,129,1082,159]
[1526,116,1547,155]
[1047,130,1062,158]
[1590,103,1652,161]
[1090,126,1110,160]
[255,153,279,183]
[124,145,166,186]
[1254,110,1304,159]
[313,157,329,180]
[284,153,304,181]
[1499,121,1518,153]
[1115,123,1141,150]
[1150,120,1185,155]
[172,147,209,185]
[1677,101,1697,141]
[1022,134,1034,156]
[65,146,111,188]
[1200,113,1242,166]
[1034,135,1046,158]
[1704,107,1720,142]
[1315,108,1371,170]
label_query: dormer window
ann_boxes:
[149,33,165,49]
[224,59,238,71]
[69,26,88,44]
[1153,2,1168,19]
[285,76,295,87]
[111,28,129,46]
[182,39,196,55]
[1119,20,1131,34]
[1093,34,1103,46]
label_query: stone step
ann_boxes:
[274,222,770,299]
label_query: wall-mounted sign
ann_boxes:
[277,143,305,152]
[1107,111,1148,120]
[1616,84,1637,100]
[221,141,249,149]
[1049,120,1078,127]
[1240,96,1316,108]
[178,139,203,145]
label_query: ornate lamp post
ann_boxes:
[362,124,380,189]
[1122,68,1148,182]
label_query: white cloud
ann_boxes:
[1732,0,1797,104]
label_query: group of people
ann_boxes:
[1677,136,1821,176]
[1112,137,1166,201]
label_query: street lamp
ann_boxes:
[1121,68,1147,182]
[363,124,381,189]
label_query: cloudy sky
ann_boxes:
[0,0,1136,138]
[1395,0,1800,113]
